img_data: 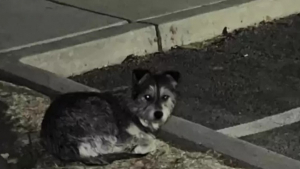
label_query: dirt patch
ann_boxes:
[0,81,50,133]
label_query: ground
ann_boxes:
[0,80,244,168]
[2,10,300,169]
[71,13,300,129]
[71,14,300,161]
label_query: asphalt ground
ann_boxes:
[71,13,300,130]
[242,122,300,161]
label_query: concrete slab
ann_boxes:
[145,0,300,50]
[17,23,158,77]
[0,0,126,53]
[49,0,222,21]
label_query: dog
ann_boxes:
[40,69,180,165]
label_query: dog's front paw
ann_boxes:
[133,142,156,154]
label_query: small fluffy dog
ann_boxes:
[40,69,180,165]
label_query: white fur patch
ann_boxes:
[151,123,160,130]
[162,104,171,122]
[159,87,175,123]
[140,119,160,131]
[139,119,149,128]
[126,123,155,139]
[126,123,156,153]
[126,123,143,137]
[78,135,123,158]
[133,142,156,154]
[78,142,98,157]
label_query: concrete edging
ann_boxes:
[3,0,299,78]
[145,0,300,50]
[162,116,300,169]
[17,23,158,77]
[0,62,97,99]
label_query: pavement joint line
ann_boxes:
[154,24,163,52]
[1,62,300,169]
[217,107,300,138]
[138,21,163,51]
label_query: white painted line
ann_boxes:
[217,107,300,138]
[137,0,226,21]
[0,22,126,54]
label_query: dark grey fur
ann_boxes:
[40,69,180,166]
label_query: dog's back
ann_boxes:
[40,92,128,162]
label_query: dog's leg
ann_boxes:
[102,153,146,162]
[81,153,146,166]
[80,156,110,166]
[133,138,156,154]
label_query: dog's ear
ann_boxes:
[164,71,181,87]
[132,69,151,85]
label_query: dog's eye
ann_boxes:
[144,95,152,101]
[162,95,169,101]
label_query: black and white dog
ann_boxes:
[40,69,180,165]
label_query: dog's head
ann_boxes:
[130,69,180,131]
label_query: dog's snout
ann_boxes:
[154,111,163,120]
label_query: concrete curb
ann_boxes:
[0,62,96,99]
[162,116,300,169]
[1,0,300,78]
[145,0,300,50]
[17,23,158,77]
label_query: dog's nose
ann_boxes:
[154,111,163,120]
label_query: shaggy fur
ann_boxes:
[40,69,180,165]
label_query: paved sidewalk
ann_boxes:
[0,0,125,53]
